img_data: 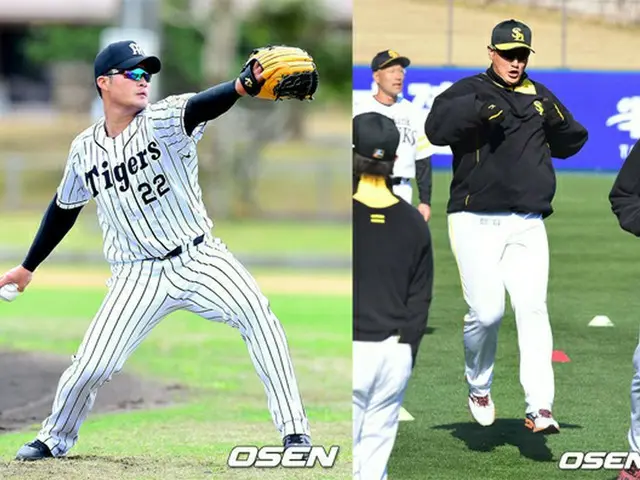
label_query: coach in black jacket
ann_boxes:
[425,19,587,434]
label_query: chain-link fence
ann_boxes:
[354,0,640,69]
[479,0,640,23]
[452,0,640,67]
[0,123,350,222]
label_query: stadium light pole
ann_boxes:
[561,0,567,68]
[447,0,454,66]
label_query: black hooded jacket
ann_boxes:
[425,68,588,218]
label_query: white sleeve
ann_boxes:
[352,95,373,118]
[147,93,207,154]
[353,99,363,118]
[56,144,91,210]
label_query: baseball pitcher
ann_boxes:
[0,40,319,461]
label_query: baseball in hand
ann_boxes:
[0,283,19,302]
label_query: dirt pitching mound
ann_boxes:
[0,350,186,434]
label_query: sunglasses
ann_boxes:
[106,67,152,82]
[495,48,530,63]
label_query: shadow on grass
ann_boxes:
[432,419,583,462]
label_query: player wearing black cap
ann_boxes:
[353,49,434,221]
[424,19,588,433]
[353,112,433,480]
[5,39,313,462]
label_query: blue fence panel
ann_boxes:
[353,65,640,171]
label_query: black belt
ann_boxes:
[391,177,410,185]
[161,235,205,260]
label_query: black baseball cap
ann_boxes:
[490,19,535,53]
[371,49,411,71]
[353,112,400,163]
[94,40,162,80]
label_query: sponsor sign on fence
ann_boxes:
[353,66,640,171]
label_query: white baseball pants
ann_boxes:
[448,211,554,414]
[36,237,309,456]
[627,342,640,451]
[353,337,413,480]
[392,180,413,204]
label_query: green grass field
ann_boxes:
[390,171,640,479]
[0,213,350,258]
[5,171,640,479]
[0,287,351,479]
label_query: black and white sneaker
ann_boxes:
[283,433,312,449]
[15,439,53,461]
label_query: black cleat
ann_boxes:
[283,433,312,449]
[15,439,53,461]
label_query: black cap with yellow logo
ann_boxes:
[370,49,411,71]
[490,19,535,53]
[353,112,400,164]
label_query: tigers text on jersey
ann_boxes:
[57,94,212,264]
[353,95,433,179]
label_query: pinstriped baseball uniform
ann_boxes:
[57,94,212,261]
[37,93,310,456]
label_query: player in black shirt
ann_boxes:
[352,111,433,480]
[424,19,587,433]
[609,140,640,480]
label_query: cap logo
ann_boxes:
[129,42,145,56]
[373,148,385,159]
[511,27,525,42]
[387,50,399,58]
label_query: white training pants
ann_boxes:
[37,237,309,456]
[448,211,554,414]
[392,180,413,205]
[628,342,640,451]
[353,337,413,480]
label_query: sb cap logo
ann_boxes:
[511,27,525,42]
[387,50,399,58]
[373,148,385,159]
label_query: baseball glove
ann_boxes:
[238,45,319,101]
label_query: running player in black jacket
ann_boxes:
[425,19,588,433]
[353,112,433,480]
[610,141,640,480]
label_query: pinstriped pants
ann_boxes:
[36,238,310,457]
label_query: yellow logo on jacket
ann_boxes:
[533,100,544,116]
[370,214,385,224]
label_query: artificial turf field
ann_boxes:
[390,172,640,479]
